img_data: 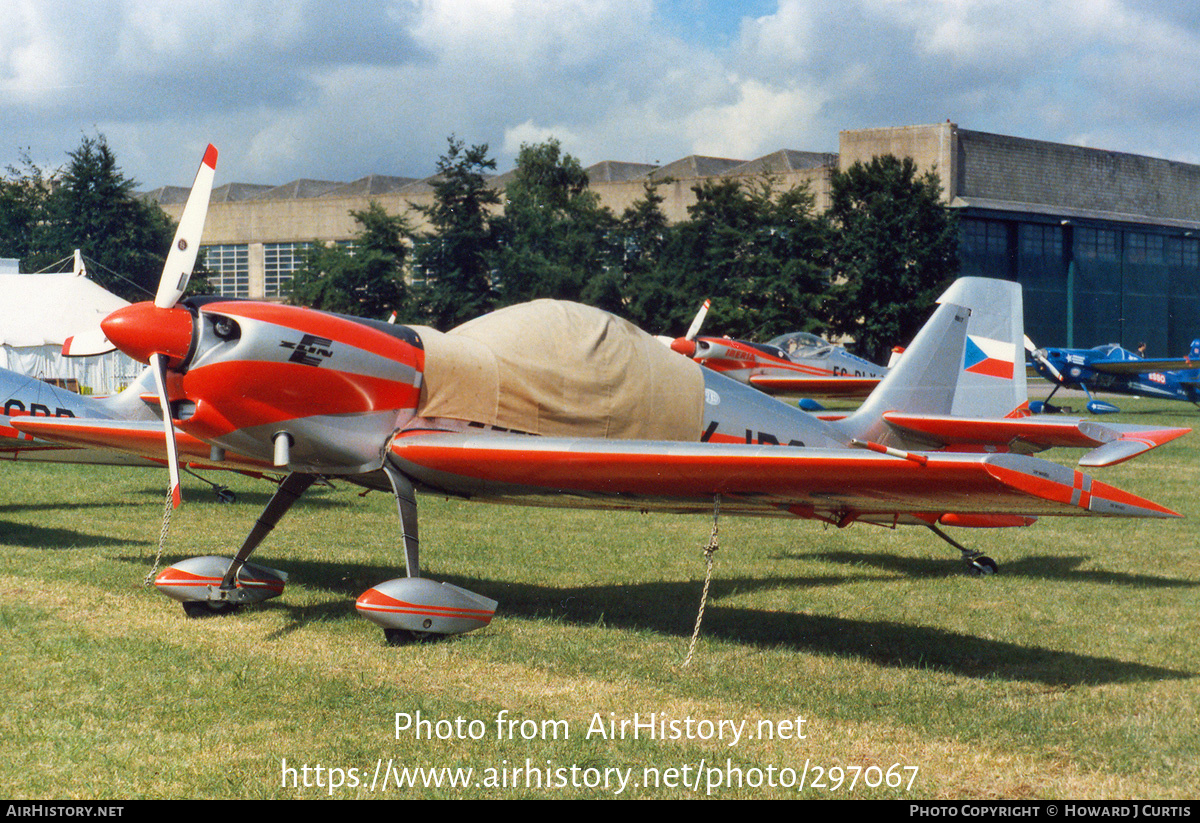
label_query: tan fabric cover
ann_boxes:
[414,300,704,441]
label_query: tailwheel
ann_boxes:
[182,600,243,618]
[927,524,1000,577]
[966,555,999,577]
[181,467,238,503]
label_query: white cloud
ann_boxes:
[3,0,1200,187]
[683,78,826,158]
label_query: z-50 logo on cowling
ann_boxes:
[280,334,334,366]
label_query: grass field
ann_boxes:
[1,397,1198,799]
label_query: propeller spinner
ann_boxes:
[1024,335,1063,382]
[670,299,710,358]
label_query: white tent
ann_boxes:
[0,263,143,395]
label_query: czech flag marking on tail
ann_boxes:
[964,335,1015,379]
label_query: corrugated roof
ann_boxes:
[212,182,274,202]
[726,150,837,176]
[256,179,343,200]
[322,175,419,198]
[646,155,747,181]
[139,185,191,206]
[585,160,660,183]
[396,172,498,195]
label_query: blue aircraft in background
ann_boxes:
[1026,337,1200,414]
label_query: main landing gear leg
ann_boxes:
[219,472,319,591]
[383,464,420,580]
[153,472,318,616]
[1030,383,1064,414]
[354,463,497,643]
[927,524,998,576]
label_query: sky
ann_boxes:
[2,0,1199,191]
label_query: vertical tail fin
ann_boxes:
[837,278,1027,445]
[940,277,1026,418]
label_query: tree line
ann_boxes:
[0,134,959,366]
[292,137,959,364]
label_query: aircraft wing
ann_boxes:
[388,432,1177,521]
[1088,357,1197,375]
[10,416,273,471]
[747,375,881,398]
[880,413,1190,467]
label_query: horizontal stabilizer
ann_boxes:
[882,412,1190,466]
[1078,439,1154,467]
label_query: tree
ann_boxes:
[0,152,52,261]
[636,177,831,340]
[585,180,669,318]
[288,202,411,318]
[410,138,502,330]
[493,138,616,306]
[25,135,176,301]
[826,155,959,365]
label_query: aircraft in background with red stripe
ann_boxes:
[665,300,890,404]
[15,145,1189,643]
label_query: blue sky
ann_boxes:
[3,1,1199,190]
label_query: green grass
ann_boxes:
[1,397,1197,799]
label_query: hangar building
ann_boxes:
[149,122,1200,355]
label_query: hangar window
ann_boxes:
[1125,232,1163,264]
[962,219,1008,255]
[201,244,249,298]
[1180,237,1199,269]
[1019,224,1062,258]
[1075,228,1118,261]
[264,242,313,298]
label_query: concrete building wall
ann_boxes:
[837,122,958,202]
[953,128,1200,223]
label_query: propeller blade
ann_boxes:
[151,353,183,508]
[155,144,218,309]
[1024,335,1063,382]
[685,299,710,341]
[62,327,116,357]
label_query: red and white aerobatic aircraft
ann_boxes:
[16,145,1189,643]
[668,300,889,399]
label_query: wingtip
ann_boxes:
[203,144,218,169]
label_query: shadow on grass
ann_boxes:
[142,554,1192,687]
[476,576,1193,686]
[0,519,151,549]
[129,486,353,509]
[0,501,134,514]
[802,550,1200,588]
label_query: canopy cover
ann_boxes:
[415,300,704,441]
